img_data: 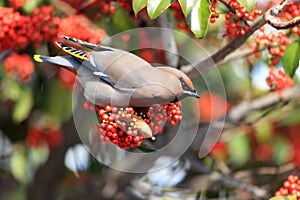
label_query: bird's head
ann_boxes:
[175,70,199,101]
[157,67,199,101]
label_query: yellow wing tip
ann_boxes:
[33,55,43,62]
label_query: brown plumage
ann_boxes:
[34,36,199,107]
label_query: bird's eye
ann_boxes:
[179,77,193,92]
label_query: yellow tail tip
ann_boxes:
[33,55,43,62]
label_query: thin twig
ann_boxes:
[214,47,254,66]
[234,163,296,179]
[187,155,269,198]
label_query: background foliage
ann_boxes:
[0,0,300,199]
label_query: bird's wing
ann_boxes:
[55,41,90,61]
[62,35,113,52]
[55,42,114,87]
[61,36,163,89]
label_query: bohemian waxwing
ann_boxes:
[34,36,199,107]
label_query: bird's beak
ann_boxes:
[184,90,200,99]
[189,90,200,99]
[176,90,200,101]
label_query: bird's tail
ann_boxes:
[33,54,80,72]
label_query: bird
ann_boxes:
[34,36,199,107]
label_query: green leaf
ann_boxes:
[13,89,33,123]
[113,7,135,32]
[10,144,28,184]
[282,41,300,77]
[178,0,198,17]
[0,78,21,101]
[187,0,210,38]
[269,195,297,200]
[147,0,173,19]
[133,0,148,16]
[22,0,43,14]
[237,0,256,12]
[227,131,251,166]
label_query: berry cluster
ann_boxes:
[266,67,294,96]
[0,5,105,83]
[30,6,60,48]
[208,0,262,38]
[57,14,105,45]
[224,0,262,38]
[0,6,60,51]
[147,102,182,133]
[8,0,27,10]
[274,175,300,198]
[83,100,182,149]
[280,1,300,36]
[96,105,145,149]
[0,7,31,51]
[251,27,291,66]
[0,5,105,50]
[3,53,34,83]
[209,0,219,23]
[26,126,63,149]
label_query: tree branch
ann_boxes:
[180,0,290,78]
[267,16,300,29]
[263,0,300,29]
[227,85,300,122]
[216,47,254,66]
[181,12,267,77]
